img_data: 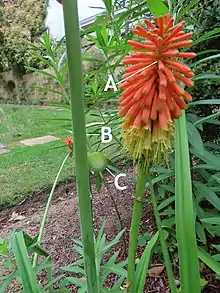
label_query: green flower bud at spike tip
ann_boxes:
[88,152,108,173]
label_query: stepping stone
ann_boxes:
[0,144,10,155]
[20,135,59,147]
[0,148,10,155]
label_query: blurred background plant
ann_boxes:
[0,0,47,74]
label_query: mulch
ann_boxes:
[0,168,219,292]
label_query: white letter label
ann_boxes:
[115,174,127,190]
[101,126,112,143]
[104,75,117,92]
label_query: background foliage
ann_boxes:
[185,0,220,142]
[0,0,48,74]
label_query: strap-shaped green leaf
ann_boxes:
[147,0,169,17]
[175,112,201,293]
[134,232,159,293]
[10,232,40,293]
[198,247,220,276]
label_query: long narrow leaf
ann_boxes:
[134,232,159,293]
[177,0,200,20]
[191,54,220,66]
[194,112,220,126]
[198,248,220,276]
[193,74,220,81]
[147,0,169,16]
[188,99,220,107]
[175,112,200,293]
[192,28,220,46]
[11,232,40,293]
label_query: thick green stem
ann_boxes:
[33,154,69,267]
[149,177,178,293]
[127,167,147,292]
[62,1,98,292]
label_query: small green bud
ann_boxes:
[88,152,108,172]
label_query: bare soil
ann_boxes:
[0,169,219,292]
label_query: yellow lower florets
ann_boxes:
[123,121,174,168]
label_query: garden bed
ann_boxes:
[1,171,219,293]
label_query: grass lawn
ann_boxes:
[0,104,122,210]
[0,104,75,209]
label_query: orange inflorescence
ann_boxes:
[119,13,196,166]
[64,136,73,155]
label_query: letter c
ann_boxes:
[115,173,127,190]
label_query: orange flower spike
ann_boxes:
[146,32,161,46]
[144,19,156,30]
[123,58,152,65]
[164,40,193,51]
[178,52,196,59]
[158,60,165,71]
[182,91,193,102]
[135,25,149,38]
[164,59,192,75]
[158,70,167,87]
[158,111,168,129]
[140,65,157,77]
[163,17,174,32]
[164,13,171,23]
[126,104,140,118]
[118,13,196,167]
[133,87,144,102]
[169,82,185,96]
[141,74,157,94]
[167,21,185,33]
[158,86,167,101]
[154,16,164,36]
[162,50,179,57]
[125,63,146,73]
[127,40,155,51]
[184,71,195,78]
[144,84,156,107]
[164,23,186,43]
[172,94,187,110]
[174,73,194,87]
[64,136,73,146]
[142,107,151,124]
[163,66,176,83]
[150,91,158,120]
[118,107,128,117]
[133,110,143,127]
[169,32,193,43]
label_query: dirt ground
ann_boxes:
[0,169,219,292]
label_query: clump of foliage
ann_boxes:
[185,0,220,142]
[0,0,47,74]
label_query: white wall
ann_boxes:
[46,0,105,39]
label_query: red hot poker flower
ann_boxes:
[119,13,196,167]
[64,136,73,155]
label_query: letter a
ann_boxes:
[104,75,117,92]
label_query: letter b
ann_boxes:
[101,127,112,143]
